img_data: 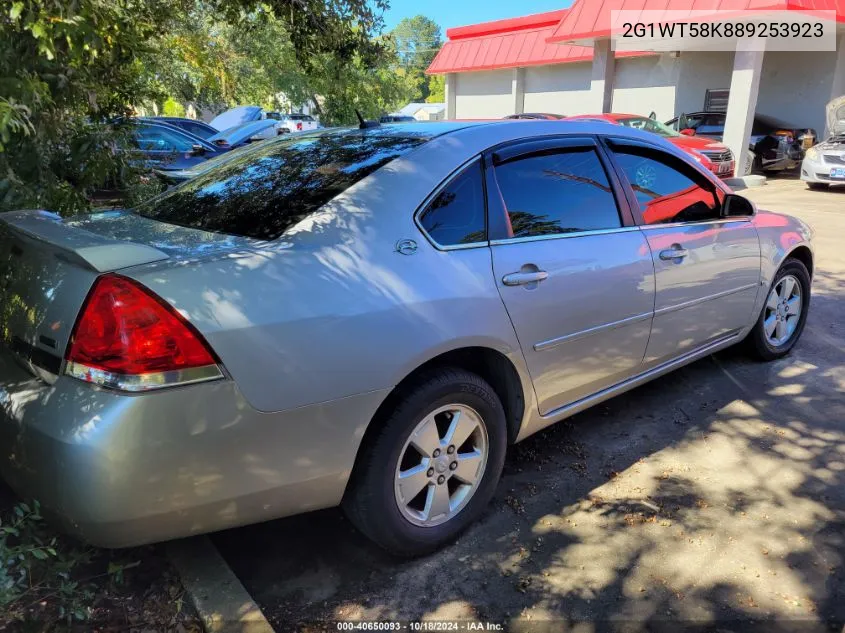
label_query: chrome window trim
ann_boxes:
[65,362,224,392]
[413,156,489,252]
[489,225,640,246]
[534,311,653,352]
[639,218,753,231]
[654,283,758,317]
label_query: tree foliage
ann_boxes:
[388,15,443,102]
[0,0,443,214]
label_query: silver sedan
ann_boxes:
[0,120,814,556]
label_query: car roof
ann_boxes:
[332,119,665,143]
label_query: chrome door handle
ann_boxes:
[659,247,689,261]
[502,271,549,286]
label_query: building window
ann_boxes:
[704,89,730,113]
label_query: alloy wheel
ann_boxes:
[763,274,802,347]
[393,404,489,527]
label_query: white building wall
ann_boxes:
[758,51,837,136]
[518,53,737,120]
[523,63,592,114]
[454,70,513,118]
[612,55,679,119]
[449,49,838,130]
[611,52,734,120]
[673,52,734,115]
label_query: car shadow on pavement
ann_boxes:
[213,278,845,632]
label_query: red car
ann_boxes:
[567,113,736,178]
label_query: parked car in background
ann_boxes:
[665,112,816,175]
[156,126,276,184]
[129,119,225,172]
[567,113,735,178]
[380,114,417,123]
[801,96,845,190]
[205,119,278,149]
[504,113,564,120]
[0,120,813,557]
[268,112,320,134]
[129,119,277,175]
[209,106,282,140]
[147,117,218,140]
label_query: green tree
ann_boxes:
[0,0,393,214]
[161,97,186,117]
[390,15,442,71]
[389,15,443,102]
[426,73,445,103]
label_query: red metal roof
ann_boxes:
[428,9,652,74]
[548,0,845,44]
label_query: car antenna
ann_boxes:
[355,109,380,129]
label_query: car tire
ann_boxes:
[807,182,828,191]
[746,258,811,361]
[342,367,507,557]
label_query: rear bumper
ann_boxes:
[0,351,387,547]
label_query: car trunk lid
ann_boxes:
[0,209,251,374]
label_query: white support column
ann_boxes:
[445,73,457,120]
[828,34,845,137]
[512,67,525,115]
[590,38,616,113]
[723,42,764,177]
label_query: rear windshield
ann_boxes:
[135,129,428,240]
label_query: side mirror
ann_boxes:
[722,193,756,218]
[680,128,696,136]
[190,143,207,155]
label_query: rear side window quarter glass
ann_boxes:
[135,130,429,240]
[492,147,622,238]
[418,160,486,247]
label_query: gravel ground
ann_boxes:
[213,178,845,632]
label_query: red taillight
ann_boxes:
[296,122,302,131]
[66,275,218,380]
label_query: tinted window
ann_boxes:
[613,148,720,225]
[184,122,214,139]
[493,148,621,238]
[419,161,486,246]
[135,129,428,240]
[134,125,194,152]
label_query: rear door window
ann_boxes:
[492,146,621,237]
[135,130,428,240]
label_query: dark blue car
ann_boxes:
[128,119,278,173]
[145,116,218,140]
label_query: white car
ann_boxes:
[269,112,320,134]
[801,96,845,190]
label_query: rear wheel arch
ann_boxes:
[354,347,527,471]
